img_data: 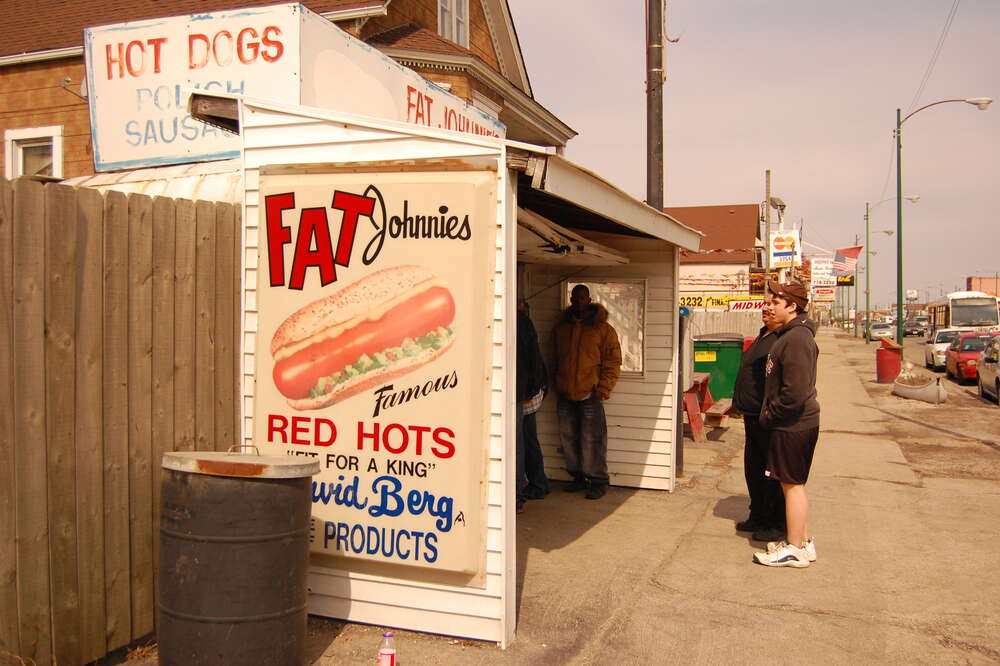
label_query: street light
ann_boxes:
[895,97,992,343]
[865,197,917,343]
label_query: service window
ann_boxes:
[4,126,63,178]
[563,279,646,375]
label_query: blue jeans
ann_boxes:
[522,411,549,497]
[557,394,609,486]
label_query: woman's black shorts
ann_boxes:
[765,427,819,484]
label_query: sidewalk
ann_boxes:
[304,327,1000,664]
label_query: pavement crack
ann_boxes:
[832,474,923,488]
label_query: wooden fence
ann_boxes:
[0,177,242,665]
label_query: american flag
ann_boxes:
[832,246,863,276]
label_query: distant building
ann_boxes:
[664,203,763,310]
[1,0,574,179]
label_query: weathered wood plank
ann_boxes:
[13,178,53,665]
[74,186,107,664]
[214,202,236,452]
[0,178,20,655]
[45,183,82,666]
[195,201,216,451]
[127,194,154,640]
[233,206,243,445]
[173,199,196,452]
[150,196,176,617]
[103,190,131,650]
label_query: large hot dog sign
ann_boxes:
[255,167,497,576]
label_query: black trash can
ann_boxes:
[158,452,320,666]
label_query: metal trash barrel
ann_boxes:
[158,452,320,666]
[876,348,902,383]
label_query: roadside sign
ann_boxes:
[769,231,801,268]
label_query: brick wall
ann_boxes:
[0,59,94,179]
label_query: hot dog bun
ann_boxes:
[271,265,440,360]
[286,336,454,411]
[270,265,456,410]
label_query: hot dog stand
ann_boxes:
[79,3,701,647]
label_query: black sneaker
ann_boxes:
[585,485,607,500]
[752,525,786,542]
[735,517,764,532]
[564,478,588,492]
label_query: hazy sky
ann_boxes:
[507,0,998,307]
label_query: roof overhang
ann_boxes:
[186,91,700,255]
[520,154,702,251]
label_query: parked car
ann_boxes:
[978,337,1000,403]
[867,322,894,341]
[925,328,973,371]
[945,332,995,383]
[903,321,926,337]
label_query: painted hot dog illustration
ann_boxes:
[270,265,456,410]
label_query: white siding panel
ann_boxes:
[523,254,678,491]
[239,103,510,644]
[309,596,503,643]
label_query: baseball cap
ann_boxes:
[767,279,809,310]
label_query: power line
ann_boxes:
[907,0,961,112]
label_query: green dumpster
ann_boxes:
[692,333,744,400]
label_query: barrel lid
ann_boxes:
[162,451,320,479]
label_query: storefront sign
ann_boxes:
[811,256,835,286]
[84,4,504,171]
[836,275,855,286]
[769,231,801,268]
[679,293,763,309]
[728,299,766,311]
[812,286,835,302]
[254,166,497,575]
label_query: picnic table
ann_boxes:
[682,371,733,442]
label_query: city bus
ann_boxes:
[926,291,1000,335]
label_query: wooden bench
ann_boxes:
[682,372,733,441]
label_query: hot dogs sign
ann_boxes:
[255,166,497,576]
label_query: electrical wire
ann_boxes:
[907,0,961,113]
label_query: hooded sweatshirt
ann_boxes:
[551,303,622,401]
[760,314,820,431]
[732,325,777,416]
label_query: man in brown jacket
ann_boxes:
[551,284,622,499]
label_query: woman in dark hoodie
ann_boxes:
[753,280,820,569]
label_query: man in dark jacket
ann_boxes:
[732,302,784,541]
[753,280,820,568]
[551,284,622,500]
[517,306,548,511]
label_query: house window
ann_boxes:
[563,279,646,375]
[4,126,63,178]
[438,0,469,47]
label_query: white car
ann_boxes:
[925,328,973,371]
[978,337,1000,403]
[867,322,894,341]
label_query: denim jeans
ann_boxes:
[557,394,609,485]
[522,411,549,496]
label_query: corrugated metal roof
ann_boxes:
[61,158,242,203]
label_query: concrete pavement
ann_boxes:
[303,327,1000,664]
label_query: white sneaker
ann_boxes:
[754,540,810,568]
[768,537,816,562]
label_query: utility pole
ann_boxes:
[865,203,871,344]
[764,169,772,273]
[854,233,860,337]
[645,0,664,209]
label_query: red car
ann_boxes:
[945,332,998,382]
